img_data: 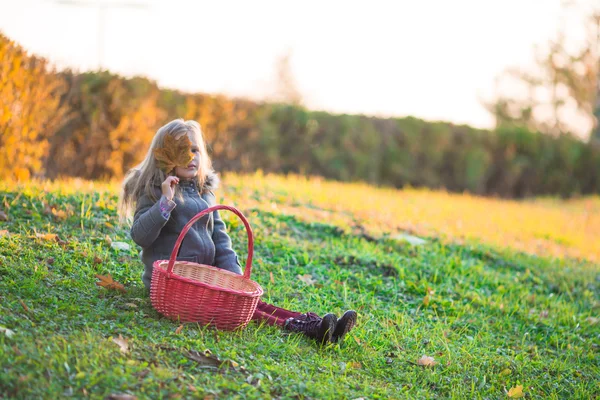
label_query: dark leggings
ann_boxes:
[252,300,303,327]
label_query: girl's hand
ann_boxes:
[161,176,179,201]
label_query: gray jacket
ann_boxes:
[130,172,242,289]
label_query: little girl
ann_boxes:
[118,118,357,345]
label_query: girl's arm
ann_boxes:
[207,192,243,275]
[130,193,173,248]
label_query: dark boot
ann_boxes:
[331,310,357,343]
[283,312,337,345]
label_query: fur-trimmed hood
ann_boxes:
[202,170,220,193]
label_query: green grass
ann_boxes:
[0,183,599,399]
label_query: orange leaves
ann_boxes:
[153,134,194,173]
[95,274,126,293]
[0,33,68,180]
[42,203,70,221]
[506,385,524,398]
[112,334,129,354]
[35,233,57,241]
[416,355,437,367]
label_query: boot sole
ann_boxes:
[332,311,357,343]
[318,314,338,345]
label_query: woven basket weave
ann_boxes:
[150,205,263,330]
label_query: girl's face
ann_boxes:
[174,133,201,180]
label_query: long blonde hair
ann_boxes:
[118,119,213,223]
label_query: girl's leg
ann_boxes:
[252,309,287,327]
[252,301,321,328]
[255,300,302,320]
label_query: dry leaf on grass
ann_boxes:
[0,326,15,338]
[297,274,317,285]
[0,230,9,237]
[112,334,129,354]
[35,233,57,241]
[105,394,137,400]
[154,134,194,173]
[185,349,222,369]
[19,299,31,313]
[507,384,524,398]
[0,210,8,221]
[175,325,184,335]
[270,271,275,284]
[95,274,126,293]
[111,242,131,251]
[185,349,241,371]
[423,294,430,306]
[416,355,437,367]
[52,209,68,221]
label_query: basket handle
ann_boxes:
[167,205,254,280]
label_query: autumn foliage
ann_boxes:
[0,33,68,180]
[1,32,599,198]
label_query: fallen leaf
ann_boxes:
[46,257,55,265]
[105,394,137,400]
[94,256,103,264]
[507,384,524,398]
[416,355,437,367]
[52,209,68,221]
[95,274,126,293]
[112,335,129,354]
[19,299,31,313]
[297,274,317,285]
[423,294,430,306]
[185,349,221,369]
[105,235,112,246]
[0,230,9,237]
[500,368,512,376]
[348,361,362,369]
[0,210,8,221]
[35,233,57,241]
[175,325,184,334]
[111,242,131,251]
[0,326,15,338]
[353,336,361,345]
[154,134,194,173]
[586,317,599,325]
[184,349,240,371]
[270,271,275,284]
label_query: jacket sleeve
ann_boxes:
[206,192,243,275]
[130,192,170,249]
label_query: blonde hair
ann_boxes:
[118,118,213,223]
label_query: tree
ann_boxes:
[273,49,303,106]
[0,33,69,180]
[485,3,600,141]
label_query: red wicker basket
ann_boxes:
[150,205,263,330]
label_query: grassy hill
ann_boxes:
[0,174,598,399]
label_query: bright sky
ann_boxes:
[0,0,594,132]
